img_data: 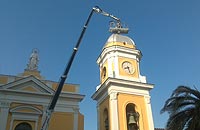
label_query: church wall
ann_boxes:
[0,76,84,130]
[51,82,77,93]
[0,49,84,130]
[98,96,109,130]
[0,76,8,84]
[49,112,74,130]
[22,70,42,79]
[62,84,77,92]
[78,112,84,130]
[0,75,79,93]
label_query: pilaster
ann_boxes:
[109,92,119,130]
[97,106,100,130]
[145,96,154,129]
[73,107,79,130]
[0,101,10,130]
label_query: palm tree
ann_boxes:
[160,86,200,130]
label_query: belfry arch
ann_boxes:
[126,103,139,130]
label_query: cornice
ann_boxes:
[92,77,154,101]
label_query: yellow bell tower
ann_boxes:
[92,26,154,130]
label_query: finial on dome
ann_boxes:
[109,21,129,34]
[26,48,39,71]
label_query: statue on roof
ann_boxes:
[27,49,39,71]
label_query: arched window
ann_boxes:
[126,103,139,130]
[15,122,32,130]
[103,108,109,130]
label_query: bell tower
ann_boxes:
[92,24,154,130]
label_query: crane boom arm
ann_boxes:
[40,6,121,130]
[93,6,120,21]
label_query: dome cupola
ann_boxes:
[104,33,136,49]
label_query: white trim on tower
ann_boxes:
[109,92,119,130]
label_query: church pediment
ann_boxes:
[0,75,54,94]
[10,105,42,115]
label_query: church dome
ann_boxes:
[104,34,136,49]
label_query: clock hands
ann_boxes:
[122,61,134,74]
[124,66,131,73]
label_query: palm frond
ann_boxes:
[161,95,197,114]
[161,86,200,130]
[166,110,191,130]
[172,86,200,99]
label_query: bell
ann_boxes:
[104,118,109,130]
[128,114,137,124]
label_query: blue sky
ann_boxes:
[0,0,200,129]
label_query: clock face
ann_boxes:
[122,61,135,74]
